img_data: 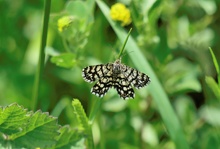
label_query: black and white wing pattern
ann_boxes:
[82,63,114,97]
[82,64,112,83]
[82,59,150,99]
[91,76,113,97]
[114,75,135,99]
[120,63,150,89]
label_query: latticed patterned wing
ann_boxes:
[91,76,113,97]
[114,74,135,99]
[82,63,113,82]
[121,64,150,89]
[82,59,150,99]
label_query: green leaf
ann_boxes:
[0,103,59,148]
[72,99,89,129]
[12,111,58,148]
[164,58,201,94]
[66,1,90,20]
[0,103,88,149]
[0,103,30,135]
[205,76,220,101]
[96,1,189,149]
[51,53,76,68]
[200,106,220,126]
[72,99,94,149]
[53,126,86,149]
[174,96,197,127]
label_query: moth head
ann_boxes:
[113,59,122,74]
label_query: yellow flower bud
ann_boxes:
[57,16,74,32]
[110,3,132,26]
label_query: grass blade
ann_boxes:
[209,47,220,87]
[32,0,51,110]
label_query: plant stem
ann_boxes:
[117,28,132,59]
[31,0,51,111]
[88,97,102,124]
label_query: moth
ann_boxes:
[82,59,150,99]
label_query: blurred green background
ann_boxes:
[0,0,220,148]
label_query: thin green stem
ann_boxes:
[62,37,71,53]
[88,98,100,149]
[31,0,51,111]
[117,28,132,59]
[88,97,102,124]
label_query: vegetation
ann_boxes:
[0,0,220,148]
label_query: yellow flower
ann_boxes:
[57,16,74,32]
[110,3,132,26]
